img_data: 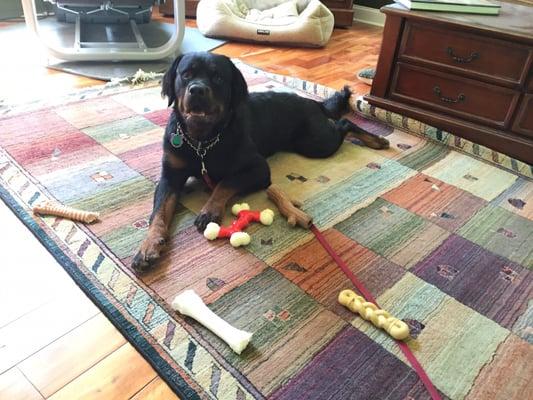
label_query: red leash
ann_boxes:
[310,224,442,400]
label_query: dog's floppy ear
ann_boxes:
[230,61,248,109]
[162,55,183,107]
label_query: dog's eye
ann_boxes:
[181,71,193,80]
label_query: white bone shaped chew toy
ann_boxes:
[203,203,275,247]
[338,289,410,340]
[171,290,253,354]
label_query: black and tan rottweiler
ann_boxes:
[131,52,389,272]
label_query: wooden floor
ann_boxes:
[0,10,383,400]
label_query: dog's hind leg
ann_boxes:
[337,118,389,150]
[292,117,348,158]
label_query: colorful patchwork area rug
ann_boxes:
[0,61,532,400]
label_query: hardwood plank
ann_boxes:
[0,287,99,374]
[0,368,43,400]
[19,313,126,398]
[48,343,158,400]
[0,203,79,329]
[130,377,180,400]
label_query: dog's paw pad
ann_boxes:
[131,236,166,272]
[195,212,222,232]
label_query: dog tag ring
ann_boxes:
[171,132,183,148]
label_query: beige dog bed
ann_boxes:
[196,0,334,47]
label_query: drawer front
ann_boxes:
[512,95,533,139]
[399,22,532,86]
[390,63,518,128]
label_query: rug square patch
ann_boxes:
[396,138,451,172]
[303,158,417,229]
[72,175,155,216]
[38,154,150,208]
[415,293,509,399]
[363,273,509,400]
[201,268,346,395]
[457,204,533,268]
[0,109,79,147]
[144,109,172,127]
[335,198,450,269]
[98,203,195,261]
[382,173,487,232]
[412,234,532,330]
[1,109,99,170]
[490,177,533,220]
[112,86,168,114]
[141,225,270,306]
[20,145,112,179]
[54,97,136,129]
[511,299,533,343]
[82,115,164,155]
[465,334,533,400]
[422,151,518,201]
[364,125,425,161]
[273,229,405,319]
[119,141,163,182]
[266,143,389,205]
[270,325,435,400]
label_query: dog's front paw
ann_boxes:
[131,235,166,273]
[195,211,222,232]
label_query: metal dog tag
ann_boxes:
[170,132,183,148]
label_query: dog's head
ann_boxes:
[162,52,248,141]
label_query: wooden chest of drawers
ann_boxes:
[365,3,533,164]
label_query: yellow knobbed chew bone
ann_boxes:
[33,200,100,224]
[338,289,410,340]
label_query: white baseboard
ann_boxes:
[353,5,386,27]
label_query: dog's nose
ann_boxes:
[188,83,208,97]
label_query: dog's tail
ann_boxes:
[320,85,352,120]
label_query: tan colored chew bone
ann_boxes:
[32,200,100,224]
[266,185,312,229]
[172,290,252,354]
[338,289,410,340]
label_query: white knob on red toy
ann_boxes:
[204,222,221,240]
[230,231,251,247]
[260,209,274,225]
[231,203,250,216]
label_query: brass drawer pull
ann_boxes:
[446,47,479,63]
[433,86,466,104]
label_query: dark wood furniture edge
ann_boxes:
[329,8,355,27]
[364,94,533,164]
[380,5,533,44]
[370,14,403,97]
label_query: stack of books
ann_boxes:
[394,0,501,15]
